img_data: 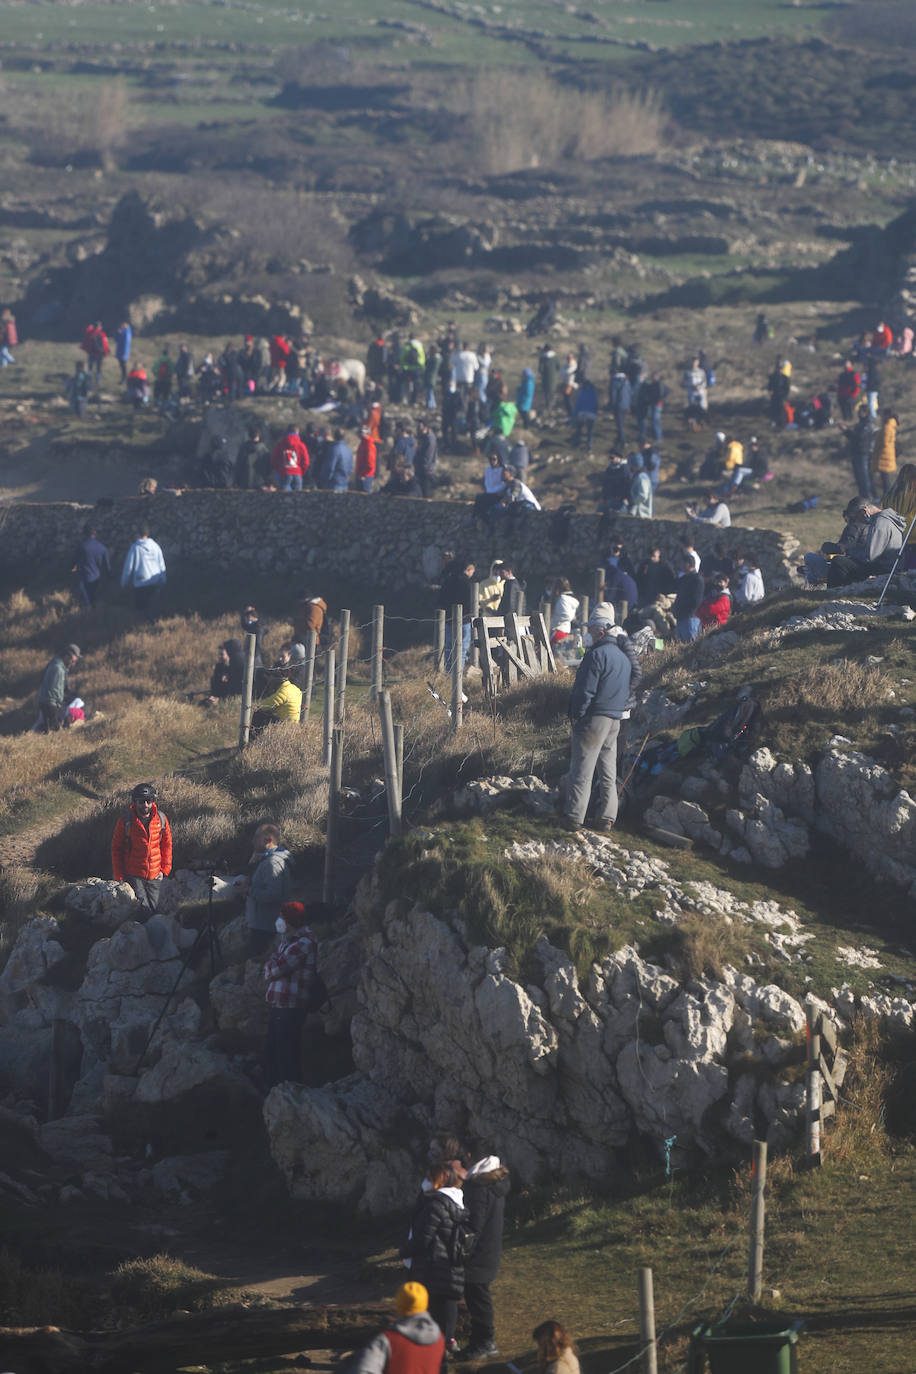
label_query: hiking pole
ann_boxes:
[617,732,650,803]
[876,510,916,606]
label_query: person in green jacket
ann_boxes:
[490,398,518,439]
[400,336,426,404]
[36,643,80,732]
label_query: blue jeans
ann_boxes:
[0,346,14,366]
[804,553,829,584]
[426,387,437,409]
[444,620,472,672]
[676,617,701,643]
[359,475,374,493]
[649,404,663,440]
[281,473,303,491]
[575,417,595,449]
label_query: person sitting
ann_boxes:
[532,1320,580,1374]
[697,574,732,628]
[686,492,731,527]
[383,462,421,496]
[489,467,540,526]
[126,364,150,408]
[700,540,734,583]
[802,496,871,585]
[251,666,303,732]
[473,454,508,524]
[204,639,246,703]
[733,554,765,607]
[822,497,907,587]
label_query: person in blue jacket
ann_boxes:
[115,322,132,383]
[516,368,535,426]
[324,429,354,491]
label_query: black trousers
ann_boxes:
[264,1006,306,1090]
[465,1280,495,1344]
[427,1292,458,1345]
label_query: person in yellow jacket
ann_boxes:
[874,409,898,500]
[251,667,302,732]
[721,436,752,492]
[886,463,916,571]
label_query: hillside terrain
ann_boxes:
[1,2,916,1371]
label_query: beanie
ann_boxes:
[280,901,308,926]
[588,601,616,630]
[395,1282,429,1317]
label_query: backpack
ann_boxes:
[405,342,420,368]
[303,969,330,1014]
[448,1210,478,1265]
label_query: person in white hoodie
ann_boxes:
[349,1283,445,1374]
[121,524,166,617]
[400,1164,469,1354]
[733,555,765,607]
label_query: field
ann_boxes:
[2,1,916,1370]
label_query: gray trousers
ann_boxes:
[126,875,163,913]
[565,715,621,825]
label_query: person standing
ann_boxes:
[0,310,18,365]
[36,644,80,732]
[846,405,876,500]
[461,1153,510,1361]
[73,524,110,608]
[350,1284,444,1374]
[270,424,309,491]
[438,556,476,671]
[121,525,166,617]
[874,409,898,500]
[400,1164,469,1354]
[538,344,558,412]
[672,554,706,643]
[114,321,132,382]
[262,900,317,1089]
[414,419,438,499]
[561,605,638,834]
[111,782,172,914]
[242,823,295,957]
[356,426,378,493]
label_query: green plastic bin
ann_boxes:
[688,1319,804,1374]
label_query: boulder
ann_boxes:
[151,1150,231,1195]
[134,1040,259,1107]
[64,879,139,930]
[0,917,67,997]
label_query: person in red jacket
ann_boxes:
[111,782,172,913]
[872,321,893,355]
[355,426,377,493]
[82,320,109,385]
[836,361,861,421]
[269,425,309,491]
[698,575,732,629]
[267,335,291,392]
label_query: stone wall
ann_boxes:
[0,493,799,597]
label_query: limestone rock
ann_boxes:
[210,961,269,1039]
[134,1040,259,1106]
[0,917,67,996]
[65,878,139,929]
[151,1151,231,1195]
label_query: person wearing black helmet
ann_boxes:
[111,783,172,914]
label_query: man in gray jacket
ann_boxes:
[241,823,294,957]
[348,1282,444,1374]
[36,643,80,732]
[562,606,639,833]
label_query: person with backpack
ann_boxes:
[85,321,109,385]
[241,823,295,956]
[262,899,318,1089]
[111,783,172,914]
[461,1152,511,1360]
[400,1163,472,1355]
[270,425,309,491]
[400,336,426,404]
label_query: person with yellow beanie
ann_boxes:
[349,1283,445,1374]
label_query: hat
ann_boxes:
[280,901,308,926]
[395,1283,429,1317]
[715,431,726,443]
[588,601,616,630]
[64,643,81,659]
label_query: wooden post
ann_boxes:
[336,609,350,726]
[579,594,590,628]
[434,609,446,673]
[322,648,336,767]
[748,1140,767,1302]
[806,1004,822,1165]
[322,726,342,904]
[394,723,405,803]
[48,1017,66,1121]
[301,628,317,721]
[594,565,606,606]
[638,1267,658,1374]
[370,604,384,701]
[450,603,463,734]
[238,631,256,748]
[468,582,480,668]
[378,690,402,837]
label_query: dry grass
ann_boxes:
[463,72,667,175]
[766,659,891,717]
[668,910,744,983]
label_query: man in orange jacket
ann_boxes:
[111,782,172,913]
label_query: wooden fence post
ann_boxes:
[434,609,446,673]
[322,648,336,767]
[378,690,402,837]
[594,566,606,606]
[301,628,317,721]
[468,583,480,668]
[579,594,590,628]
[238,631,256,748]
[806,1004,822,1165]
[336,609,350,726]
[451,603,463,733]
[638,1267,658,1374]
[370,604,384,701]
[322,725,342,905]
[748,1139,767,1302]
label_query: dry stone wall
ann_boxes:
[0,493,799,595]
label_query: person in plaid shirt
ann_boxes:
[263,900,317,1089]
